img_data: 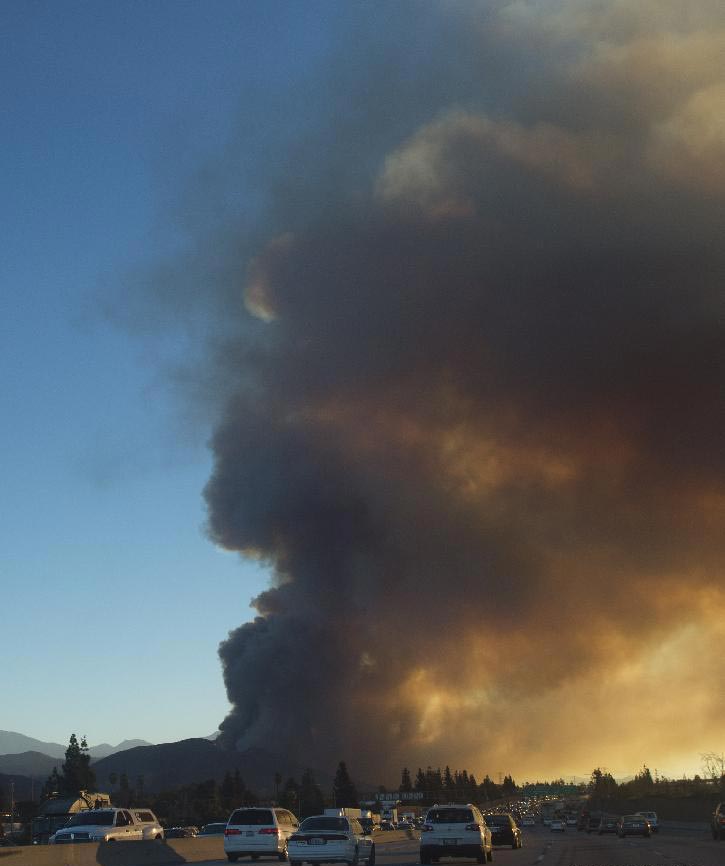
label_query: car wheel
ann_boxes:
[279,842,289,861]
[227,856,239,863]
[368,844,375,866]
[420,851,431,864]
[290,861,302,866]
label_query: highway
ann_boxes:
[378,826,723,866]
[172,825,723,866]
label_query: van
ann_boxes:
[224,807,299,862]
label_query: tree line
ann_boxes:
[37,735,725,828]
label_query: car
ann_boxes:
[288,814,374,866]
[484,814,522,849]
[597,816,619,835]
[549,818,565,833]
[617,815,651,838]
[520,816,535,827]
[565,816,577,827]
[224,808,300,862]
[379,821,394,831]
[165,826,198,838]
[420,804,493,864]
[201,823,230,836]
[635,811,658,833]
[585,815,601,834]
[712,803,725,840]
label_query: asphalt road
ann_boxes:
[151,825,724,866]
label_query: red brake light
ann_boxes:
[258,828,279,835]
[465,824,480,831]
[225,829,241,836]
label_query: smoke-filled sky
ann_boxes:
[4,1,724,782]
[204,0,725,782]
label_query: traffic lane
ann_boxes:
[376,832,529,866]
[527,824,724,866]
[155,832,419,866]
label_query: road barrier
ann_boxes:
[0,837,224,866]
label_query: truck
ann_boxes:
[381,807,398,826]
[324,808,362,818]
[31,791,111,845]
[50,807,163,844]
[539,800,564,826]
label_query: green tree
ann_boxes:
[60,734,95,795]
[279,778,300,814]
[502,775,517,796]
[333,761,358,808]
[221,772,235,810]
[300,769,325,818]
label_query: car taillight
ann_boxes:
[225,829,241,836]
[465,824,480,831]
[259,828,279,835]
[422,825,434,832]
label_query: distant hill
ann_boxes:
[92,738,336,796]
[88,740,152,759]
[0,731,152,761]
[0,731,67,760]
[0,751,60,778]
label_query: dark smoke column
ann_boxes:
[202,1,725,781]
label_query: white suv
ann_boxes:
[224,807,299,862]
[420,804,493,864]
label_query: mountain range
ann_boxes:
[0,732,339,799]
[0,730,152,760]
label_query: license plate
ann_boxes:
[308,839,325,845]
[443,839,458,845]
[246,831,254,837]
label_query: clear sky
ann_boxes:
[3,1,724,785]
[1,0,343,747]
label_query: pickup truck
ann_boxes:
[50,808,163,843]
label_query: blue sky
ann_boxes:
[1,0,350,747]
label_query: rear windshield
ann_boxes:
[229,810,275,826]
[485,816,510,826]
[426,808,473,824]
[66,811,116,826]
[300,817,349,832]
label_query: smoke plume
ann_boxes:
[183,1,725,781]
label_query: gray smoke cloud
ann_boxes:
[162,1,725,781]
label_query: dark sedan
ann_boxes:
[485,814,522,849]
[617,815,651,838]
[598,816,619,835]
[198,823,228,836]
